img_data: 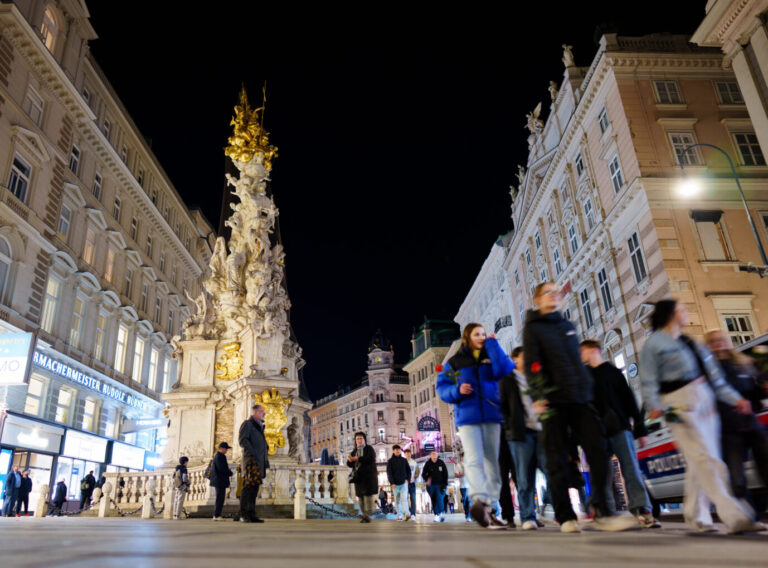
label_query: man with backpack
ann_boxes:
[79,470,96,510]
[172,456,190,520]
[209,442,233,520]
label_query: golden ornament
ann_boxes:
[253,387,291,455]
[215,342,243,381]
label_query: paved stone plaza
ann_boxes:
[0,514,766,568]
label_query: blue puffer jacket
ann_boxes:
[436,337,516,426]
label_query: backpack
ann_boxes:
[203,458,214,480]
[172,469,182,488]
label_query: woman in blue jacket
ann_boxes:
[437,323,515,529]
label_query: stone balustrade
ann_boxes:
[97,462,351,518]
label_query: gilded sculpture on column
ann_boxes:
[253,387,291,455]
[215,342,244,381]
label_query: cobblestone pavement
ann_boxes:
[0,514,766,568]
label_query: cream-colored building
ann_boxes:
[0,0,212,503]
[462,34,767,398]
[693,1,768,158]
[404,318,459,458]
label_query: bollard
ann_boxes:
[141,494,154,519]
[34,484,50,517]
[294,474,306,520]
[98,482,112,518]
[163,480,174,519]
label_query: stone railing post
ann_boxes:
[163,478,174,519]
[334,467,350,504]
[142,479,156,519]
[98,482,112,518]
[293,474,306,520]
[33,484,49,517]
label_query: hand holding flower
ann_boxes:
[459,383,474,395]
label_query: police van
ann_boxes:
[636,334,768,516]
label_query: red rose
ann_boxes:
[435,364,444,373]
[531,362,542,373]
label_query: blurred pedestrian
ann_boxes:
[3,465,21,516]
[705,329,768,512]
[172,457,190,520]
[211,442,233,521]
[79,470,96,510]
[348,431,378,523]
[52,478,67,515]
[640,299,763,534]
[437,324,515,529]
[422,450,448,522]
[454,451,471,522]
[403,448,418,517]
[16,470,32,516]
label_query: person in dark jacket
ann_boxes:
[421,450,449,522]
[210,442,234,521]
[437,324,515,529]
[523,282,635,533]
[500,346,546,530]
[580,339,658,528]
[3,464,21,516]
[52,478,67,515]
[172,457,190,520]
[705,330,768,507]
[386,444,412,521]
[238,404,270,523]
[347,431,378,523]
[16,470,32,516]
[79,470,96,509]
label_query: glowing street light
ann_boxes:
[676,143,768,277]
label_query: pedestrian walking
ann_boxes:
[580,339,659,528]
[238,404,270,523]
[421,450,449,523]
[172,457,190,520]
[404,448,419,517]
[52,478,67,515]
[523,282,636,533]
[16,470,32,516]
[79,470,96,510]
[497,428,516,526]
[210,442,234,521]
[454,452,471,522]
[640,299,764,534]
[437,324,515,529]
[347,431,378,523]
[386,444,412,521]
[378,487,388,512]
[500,346,547,530]
[3,465,21,516]
[705,329,768,511]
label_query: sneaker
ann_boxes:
[440,513,446,522]
[465,517,472,522]
[727,520,766,535]
[469,500,490,528]
[433,515,441,523]
[593,514,639,532]
[536,518,545,528]
[560,519,581,533]
[522,520,538,531]
[397,515,403,521]
[488,514,508,530]
[636,513,661,528]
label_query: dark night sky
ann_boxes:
[86,1,705,401]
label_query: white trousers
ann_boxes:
[172,488,187,518]
[661,380,753,530]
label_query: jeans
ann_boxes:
[460,487,470,518]
[213,485,227,517]
[609,429,652,515]
[541,403,610,523]
[392,482,409,517]
[428,485,445,515]
[458,423,502,504]
[722,428,768,502]
[408,482,416,516]
[508,429,547,522]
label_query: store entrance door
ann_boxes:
[10,450,53,515]
[54,458,102,501]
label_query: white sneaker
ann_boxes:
[560,519,581,533]
[593,514,639,532]
[522,520,538,531]
[433,515,441,523]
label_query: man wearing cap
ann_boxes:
[211,442,233,521]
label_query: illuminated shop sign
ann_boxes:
[0,332,33,385]
[32,351,148,411]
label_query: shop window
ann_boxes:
[40,276,61,333]
[24,376,44,416]
[691,210,731,261]
[54,387,74,424]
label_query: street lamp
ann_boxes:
[676,143,768,277]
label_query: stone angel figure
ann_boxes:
[204,237,228,297]
[548,80,559,101]
[525,102,543,135]
[562,44,575,68]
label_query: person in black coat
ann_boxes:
[52,478,67,515]
[421,451,449,522]
[347,431,378,523]
[210,442,234,520]
[238,405,270,523]
[386,445,412,520]
[79,470,96,509]
[3,465,21,516]
[16,470,32,515]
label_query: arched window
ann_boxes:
[0,236,11,302]
[40,6,59,52]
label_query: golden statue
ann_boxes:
[215,342,243,381]
[224,86,278,169]
[253,387,291,454]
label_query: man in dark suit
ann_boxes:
[3,465,21,516]
[237,404,270,523]
[211,442,233,520]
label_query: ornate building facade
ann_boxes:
[460,34,768,397]
[0,1,212,505]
